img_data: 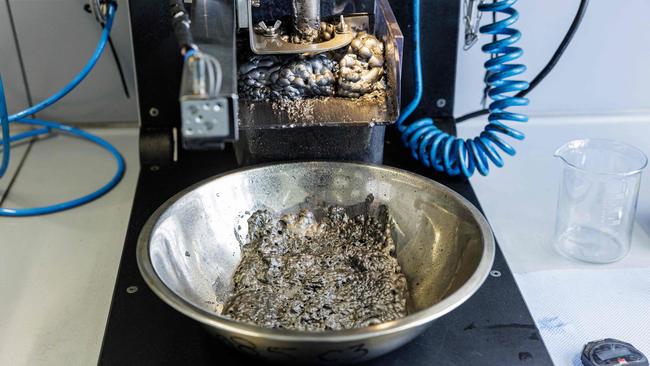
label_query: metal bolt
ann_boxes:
[490,270,502,278]
[149,107,160,117]
[149,165,160,172]
[256,20,281,37]
[436,98,447,108]
[126,286,139,294]
[336,15,350,34]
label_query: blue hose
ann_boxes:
[0,2,124,217]
[395,0,422,127]
[8,3,116,122]
[398,0,529,177]
[0,79,10,178]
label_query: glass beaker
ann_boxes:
[554,138,647,263]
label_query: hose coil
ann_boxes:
[398,0,529,177]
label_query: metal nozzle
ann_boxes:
[292,0,320,42]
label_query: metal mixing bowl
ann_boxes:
[137,162,495,364]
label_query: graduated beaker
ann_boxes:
[554,138,647,263]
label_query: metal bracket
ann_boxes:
[181,96,238,149]
[236,0,249,29]
[247,1,369,55]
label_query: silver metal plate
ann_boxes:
[181,98,231,138]
[248,15,369,55]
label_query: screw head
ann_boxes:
[149,107,160,117]
[149,165,160,172]
[126,286,139,294]
[436,98,447,108]
[490,270,502,278]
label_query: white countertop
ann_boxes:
[0,128,139,366]
[459,114,650,365]
[1,116,648,365]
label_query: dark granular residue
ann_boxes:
[222,204,409,331]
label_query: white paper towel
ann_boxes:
[516,268,650,366]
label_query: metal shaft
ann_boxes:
[292,0,320,42]
[192,0,228,43]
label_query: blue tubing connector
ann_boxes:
[397,0,529,177]
[0,1,124,217]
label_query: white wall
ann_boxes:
[455,0,650,118]
[2,0,137,123]
[0,0,30,113]
[4,0,650,123]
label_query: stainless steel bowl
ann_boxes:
[137,162,495,364]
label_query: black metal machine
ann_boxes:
[98,0,553,364]
[133,0,461,168]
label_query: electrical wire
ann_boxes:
[0,118,125,217]
[456,0,590,123]
[83,3,130,99]
[0,1,124,217]
[7,3,116,123]
[107,34,130,99]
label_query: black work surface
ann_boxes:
[99,134,553,366]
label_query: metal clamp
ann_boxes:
[89,0,113,23]
[463,0,484,50]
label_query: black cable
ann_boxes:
[169,0,197,54]
[456,0,590,123]
[106,34,130,98]
[6,0,34,107]
[0,138,35,207]
[83,3,131,99]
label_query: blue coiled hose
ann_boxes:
[397,0,529,177]
[0,2,124,217]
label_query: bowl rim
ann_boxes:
[136,161,495,342]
